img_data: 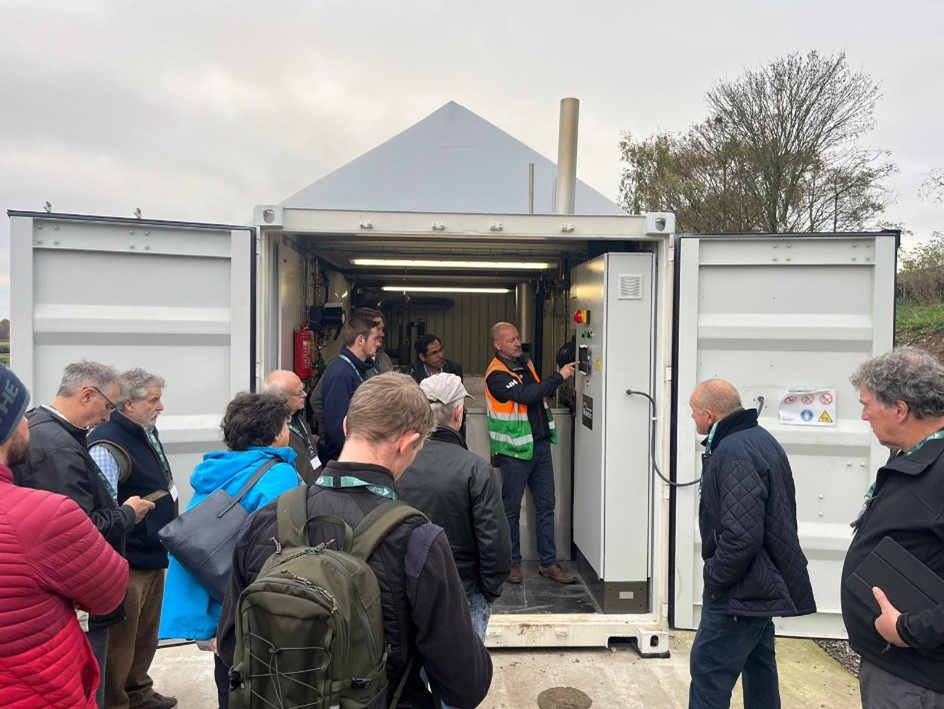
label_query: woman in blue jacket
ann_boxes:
[159,391,301,707]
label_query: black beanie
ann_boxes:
[0,364,30,446]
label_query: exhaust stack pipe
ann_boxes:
[555,97,579,215]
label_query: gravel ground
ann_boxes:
[816,639,860,677]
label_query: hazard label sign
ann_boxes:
[779,388,837,427]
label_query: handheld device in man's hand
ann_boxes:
[142,490,169,503]
[845,536,944,614]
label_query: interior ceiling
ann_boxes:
[291,232,589,287]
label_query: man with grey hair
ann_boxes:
[841,346,944,705]
[396,373,511,646]
[264,369,319,483]
[15,361,154,708]
[687,378,815,708]
[88,369,177,709]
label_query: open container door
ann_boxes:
[671,232,897,638]
[9,211,256,508]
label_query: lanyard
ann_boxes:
[906,430,944,455]
[145,428,174,484]
[315,475,399,501]
[338,354,366,383]
[863,430,944,502]
[704,420,721,457]
[288,418,317,458]
[854,429,944,531]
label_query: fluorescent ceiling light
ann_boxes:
[381,286,511,294]
[353,258,552,270]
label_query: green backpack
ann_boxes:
[229,486,426,709]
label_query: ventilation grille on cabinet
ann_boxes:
[618,274,643,300]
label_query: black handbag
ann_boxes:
[158,458,279,603]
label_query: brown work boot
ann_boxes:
[539,564,577,584]
[507,565,523,584]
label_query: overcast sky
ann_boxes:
[2,0,942,320]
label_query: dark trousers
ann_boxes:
[689,593,780,709]
[105,568,165,708]
[87,626,110,709]
[499,439,557,567]
[859,659,944,708]
[214,654,230,709]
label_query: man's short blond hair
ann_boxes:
[346,372,435,444]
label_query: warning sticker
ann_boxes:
[779,389,837,427]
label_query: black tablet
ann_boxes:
[845,536,944,615]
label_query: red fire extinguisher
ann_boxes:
[294,327,314,380]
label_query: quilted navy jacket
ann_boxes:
[698,408,816,617]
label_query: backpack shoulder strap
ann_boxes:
[351,500,428,560]
[275,486,356,550]
[275,485,311,548]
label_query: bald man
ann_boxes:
[687,379,815,709]
[264,370,319,483]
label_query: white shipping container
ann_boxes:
[8,207,897,649]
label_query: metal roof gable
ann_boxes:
[280,101,627,216]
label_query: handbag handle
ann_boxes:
[216,458,279,519]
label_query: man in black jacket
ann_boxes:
[218,373,492,708]
[841,347,944,705]
[688,379,815,709]
[396,373,511,642]
[88,368,178,709]
[14,361,154,709]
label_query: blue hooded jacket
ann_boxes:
[159,446,300,640]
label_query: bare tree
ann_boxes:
[620,51,896,233]
[920,169,944,204]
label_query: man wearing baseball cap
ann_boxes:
[0,364,129,707]
[396,373,511,645]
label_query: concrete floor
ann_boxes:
[149,631,861,708]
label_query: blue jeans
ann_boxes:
[469,586,492,641]
[689,592,780,709]
[499,439,557,566]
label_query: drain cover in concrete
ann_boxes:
[536,687,592,709]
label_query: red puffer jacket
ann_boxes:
[0,464,129,708]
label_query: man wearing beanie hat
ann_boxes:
[396,373,511,648]
[15,360,154,708]
[0,364,129,707]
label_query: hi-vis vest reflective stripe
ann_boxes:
[485,357,557,461]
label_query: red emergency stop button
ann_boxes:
[573,309,590,324]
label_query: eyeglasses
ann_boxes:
[90,386,119,413]
[292,390,306,398]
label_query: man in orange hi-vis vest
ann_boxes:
[485,321,577,585]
